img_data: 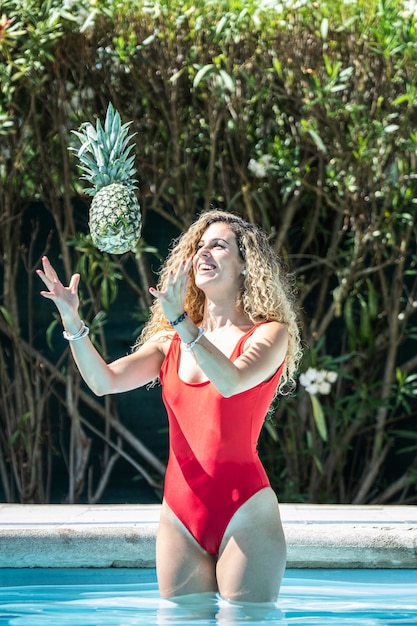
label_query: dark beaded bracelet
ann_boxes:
[169,311,188,326]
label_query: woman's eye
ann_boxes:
[196,241,226,251]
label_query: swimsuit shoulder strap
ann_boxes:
[230,321,268,358]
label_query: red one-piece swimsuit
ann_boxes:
[159,323,285,555]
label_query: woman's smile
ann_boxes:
[197,261,216,273]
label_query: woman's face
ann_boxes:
[192,222,245,295]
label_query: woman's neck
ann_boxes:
[201,300,251,332]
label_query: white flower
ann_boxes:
[326,371,338,383]
[248,158,267,178]
[299,366,338,395]
[299,373,308,387]
[299,367,317,387]
[314,370,328,384]
[317,381,331,395]
[305,382,319,395]
[400,0,417,17]
[248,155,274,178]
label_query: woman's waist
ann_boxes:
[168,453,266,477]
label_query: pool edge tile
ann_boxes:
[0,504,416,569]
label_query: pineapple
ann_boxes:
[70,103,141,254]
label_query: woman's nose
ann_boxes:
[197,246,210,258]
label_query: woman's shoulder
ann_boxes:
[230,320,287,380]
[145,328,176,356]
[244,320,288,348]
[249,319,286,334]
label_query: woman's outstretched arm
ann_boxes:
[37,256,165,396]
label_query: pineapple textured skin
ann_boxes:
[90,183,141,254]
[70,103,141,254]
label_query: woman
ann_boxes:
[37,209,301,603]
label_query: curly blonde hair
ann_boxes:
[137,210,302,394]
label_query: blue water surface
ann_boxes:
[0,568,416,625]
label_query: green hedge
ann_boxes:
[1,0,417,504]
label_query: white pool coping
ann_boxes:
[0,503,416,569]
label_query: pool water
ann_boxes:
[0,568,416,625]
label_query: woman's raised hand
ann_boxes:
[149,256,193,322]
[36,256,80,318]
[37,256,115,395]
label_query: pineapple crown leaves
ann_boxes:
[69,103,138,196]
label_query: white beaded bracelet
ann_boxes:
[184,327,205,352]
[63,321,90,341]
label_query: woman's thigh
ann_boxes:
[156,500,218,598]
[216,488,287,603]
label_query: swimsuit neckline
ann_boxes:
[173,322,265,387]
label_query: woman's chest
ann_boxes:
[177,332,244,384]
